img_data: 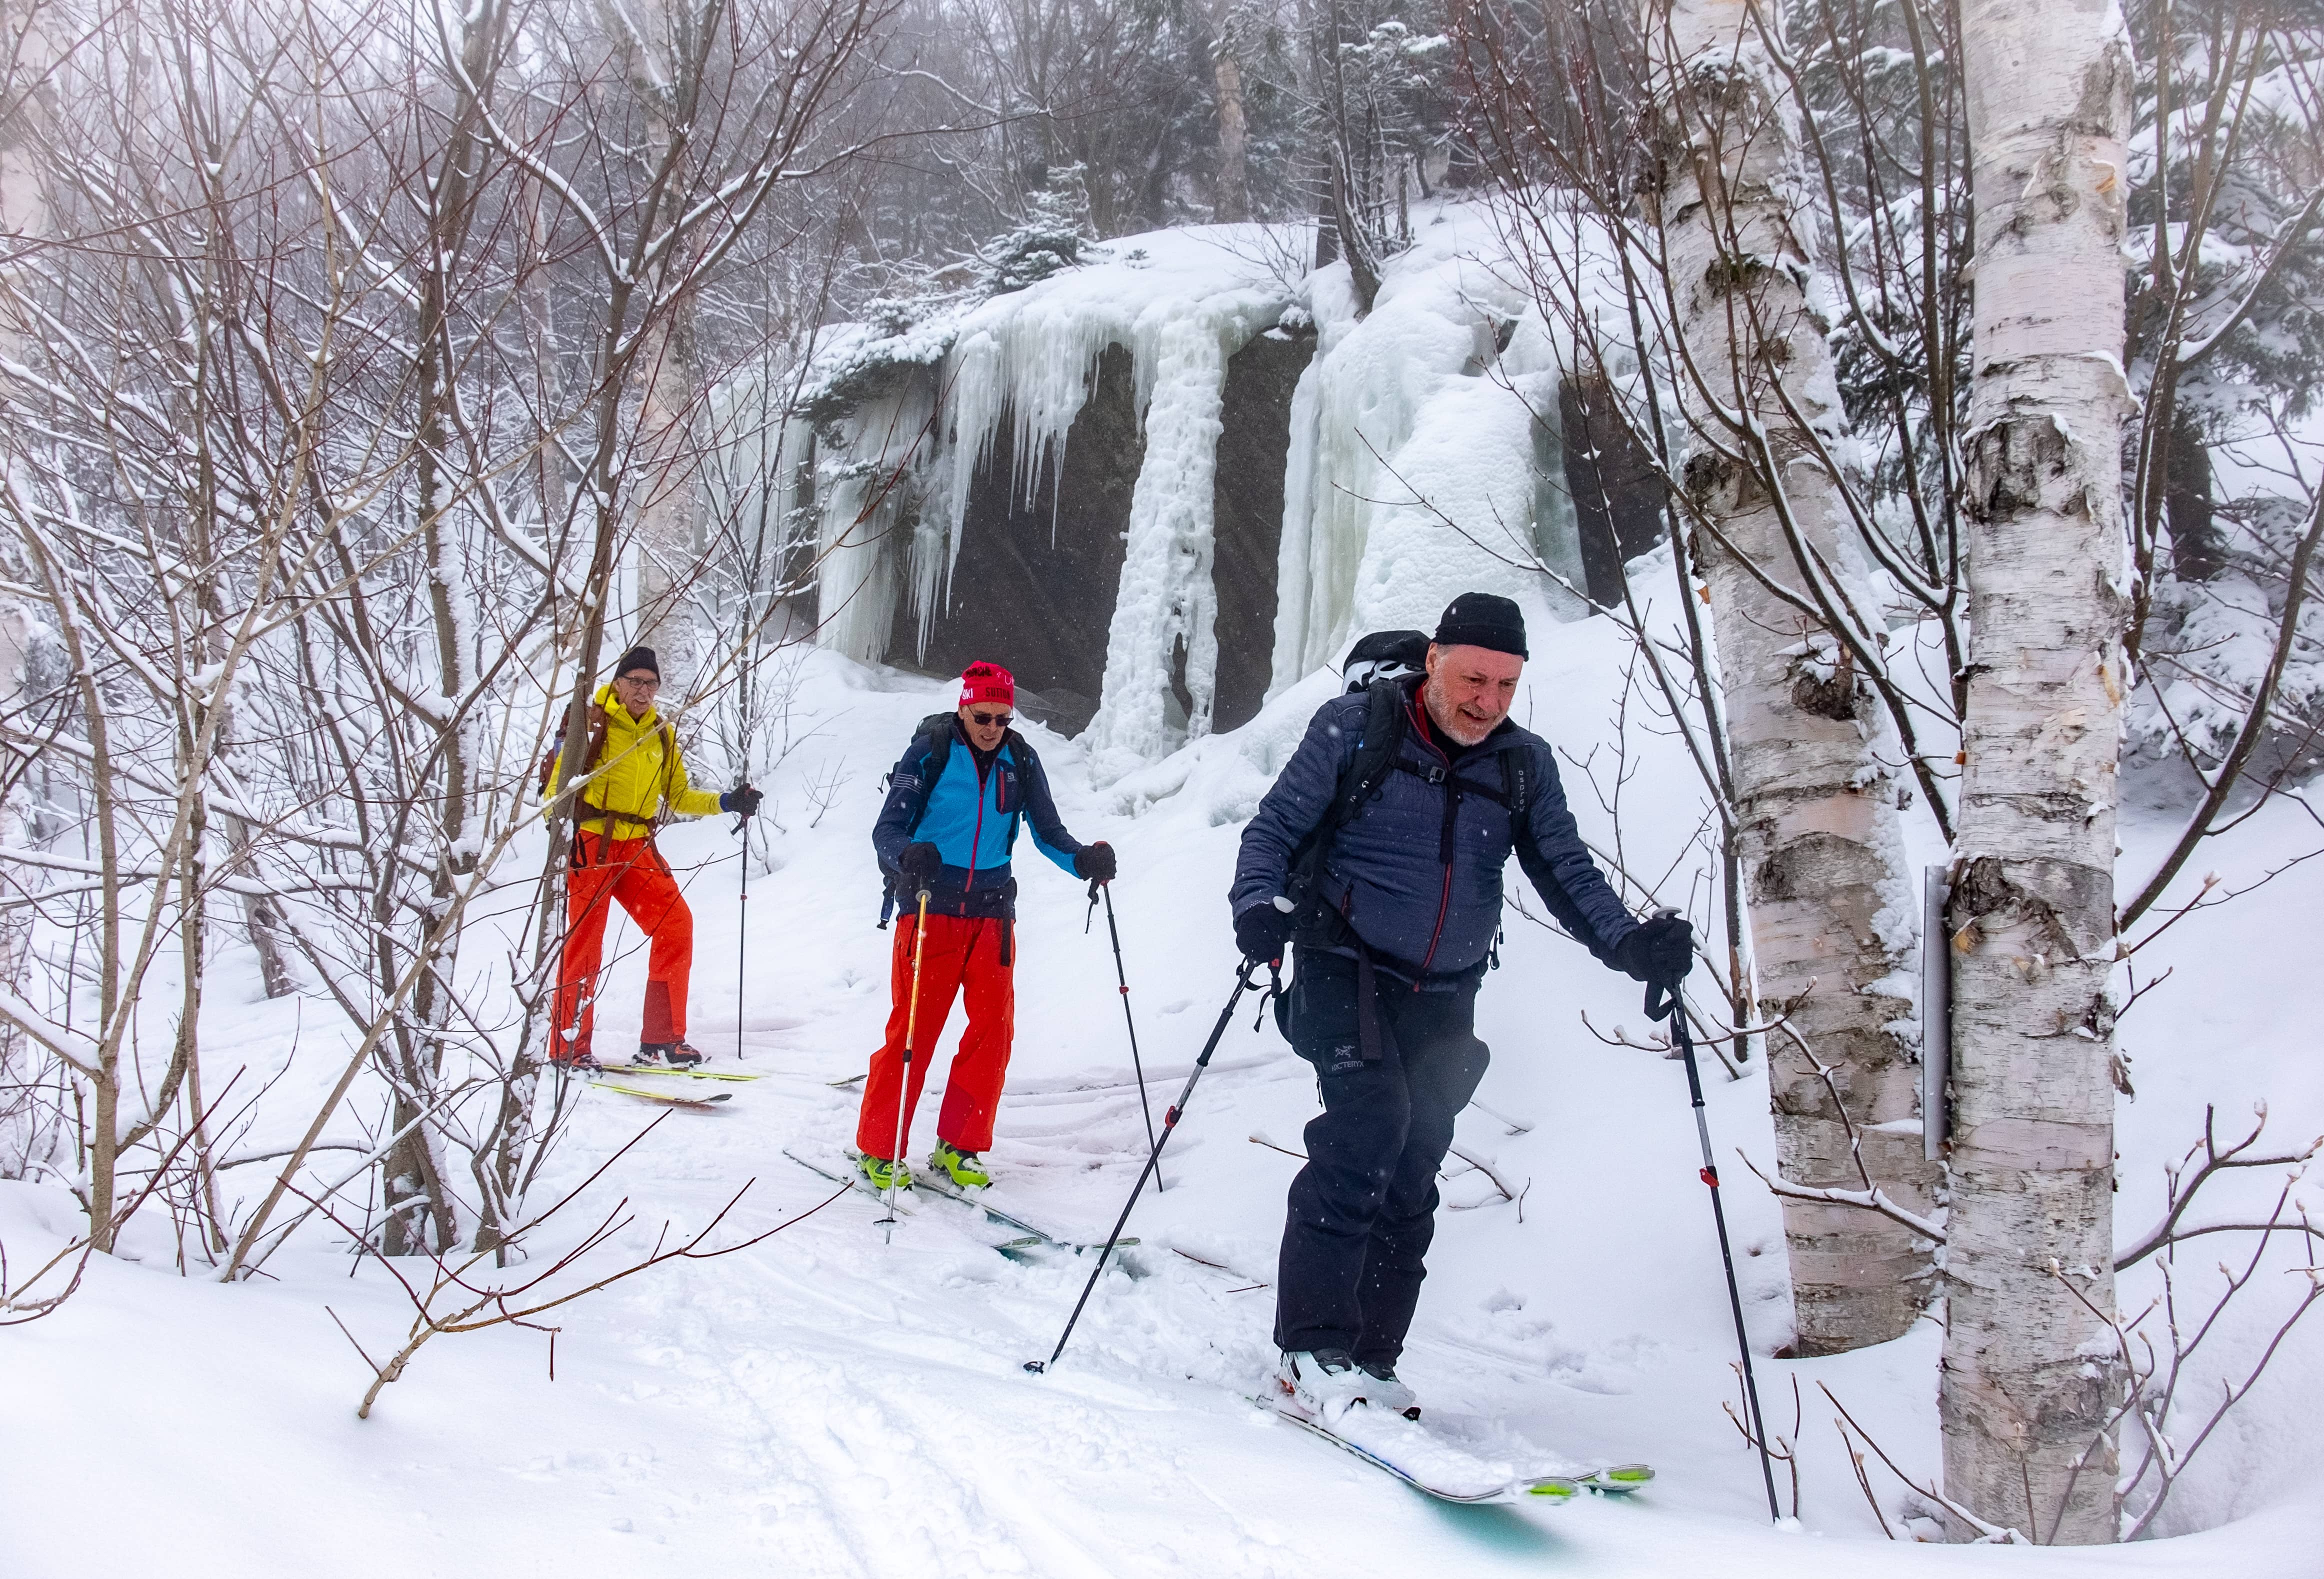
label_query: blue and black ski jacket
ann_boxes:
[874,712,1086,921]
[1232,676,1638,982]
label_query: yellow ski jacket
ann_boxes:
[544,685,722,838]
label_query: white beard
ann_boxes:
[1424,678,1502,747]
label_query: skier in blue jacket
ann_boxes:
[1232,593,1693,1420]
[855,662,1114,1192]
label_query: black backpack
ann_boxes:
[1338,628,1428,694]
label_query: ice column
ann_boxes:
[814,379,932,661]
[1080,314,1232,781]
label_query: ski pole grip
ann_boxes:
[1642,906,1682,1022]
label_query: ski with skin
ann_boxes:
[780,1146,1127,1253]
[781,1146,939,1224]
[1255,1394,1652,1505]
[595,1064,765,1082]
[590,1080,731,1108]
[912,1168,1138,1254]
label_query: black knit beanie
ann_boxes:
[612,645,660,680]
[1433,592,1528,659]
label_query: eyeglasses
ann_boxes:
[968,710,1012,728]
[618,674,660,690]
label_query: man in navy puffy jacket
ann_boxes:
[856,661,1114,1192]
[1232,592,1693,1419]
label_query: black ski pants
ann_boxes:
[1272,946,1490,1367]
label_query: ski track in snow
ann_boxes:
[7,642,2324,1576]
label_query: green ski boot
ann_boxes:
[928,1140,992,1189]
[858,1152,912,1192]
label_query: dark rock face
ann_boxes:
[894,321,1310,740]
[904,344,1144,736]
[1212,324,1314,732]
[1558,371,1667,607]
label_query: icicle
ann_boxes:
[814,378,932,662]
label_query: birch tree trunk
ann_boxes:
[626,0,704,694]
[1942,0,2132,1544]
[0,0,49,1111]
[1644,0,1936,1354]
[1210,4,1250,224]
[632,312,703,690]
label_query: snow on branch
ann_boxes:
[1741,1156,1948,1246]
[2114,1104,2324,1272]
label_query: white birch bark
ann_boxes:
[1209,2,1250,224]
[632,310,703,691]
[0,0,48,1106]
[1646,0,1936,1354]
[1942,0,2133,1544]
[624,0,703,694]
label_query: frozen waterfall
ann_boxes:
[783,206,1598,782]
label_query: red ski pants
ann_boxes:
[552,832,693,1062]
[854,912,1016,1160]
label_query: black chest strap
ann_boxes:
[1390,745,1531,863]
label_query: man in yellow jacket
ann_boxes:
[544,646,760,1070]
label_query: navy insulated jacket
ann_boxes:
[1232,681,1638,978]
[874,718,1084,920]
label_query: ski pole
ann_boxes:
[734,776,750,1064]
[1647,971,1782,1524]
[880,888,932,1244]
[1090,878,1160,1180]
[1025,956,1270,1374]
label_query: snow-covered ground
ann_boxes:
[6,622,2322,1576]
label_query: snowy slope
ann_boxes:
[5,630,2322,1577]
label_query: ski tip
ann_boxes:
[1525,1476,1584,1502]
[588,1082,732,1106]
[1588,1464,1655,1493]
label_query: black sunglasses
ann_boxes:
[968,710,1012,728]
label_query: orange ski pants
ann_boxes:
[552,832,693,1063]
[854,912,1016,1160]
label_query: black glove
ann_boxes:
[1074,841,1117,882]
[1617,913,1694,986]
[1234,900,1292,964]
[897,841,942,886]
[719,785,762,817]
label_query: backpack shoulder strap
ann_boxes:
[902,717,956,837]
[1002,728,1033,840]
[1289,680,1412,892]
[1498,739,1530,828]
[540,699,612,797]
[1334,680,1411,824]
